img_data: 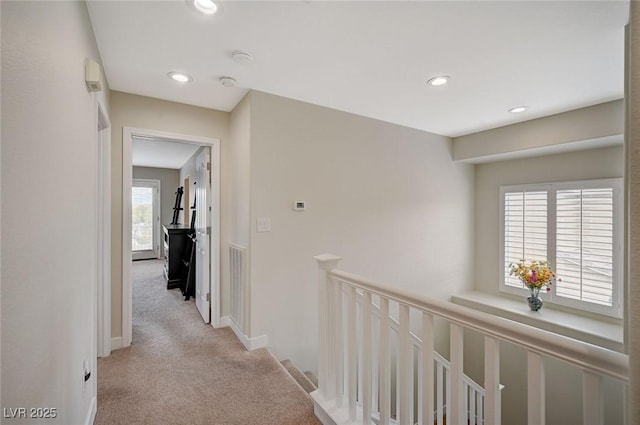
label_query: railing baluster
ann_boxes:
[582,371,604,425]
[445,366,451,425]
[399,304,411,425]
[422,313,435,425]
[362,291,373,425]
[464,383,469,424]
[347,286,357,421]
[469,383,476,424]
[473,391,482,425]
[527,352,545,425]
[318,266,328,399]
[372,312,379,415]
[379,297,391,425]
[484,336,501,425]
[437,364,444,425]
[409,346,420,425]
[357,292,363,407]
[450,323,464,425]
[417,345,423,425]
[335,279,344,406]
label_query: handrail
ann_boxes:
[331,269,629,382]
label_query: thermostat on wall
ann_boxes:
[294,201,306,211]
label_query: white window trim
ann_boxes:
[499,178,623,318]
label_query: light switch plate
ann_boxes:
[257,217,271,232]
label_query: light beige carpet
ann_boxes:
[95,259,321,425]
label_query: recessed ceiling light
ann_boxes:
[427,76,450,87]
[508,106,528,113]
[167,72,192,83]
[232,51,253,64]
[193,0,219,15]
[219,76,237,87]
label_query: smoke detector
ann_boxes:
[232,51,253,64]
[219,76,237,88]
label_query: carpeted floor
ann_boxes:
[95,259,321,425]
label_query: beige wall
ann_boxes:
[225,93,252,330]
[110,91,229,338]
[132,166,180,256]
[1,1,109,422]
[248,91,476,372]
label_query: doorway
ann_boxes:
[121,127,221,347]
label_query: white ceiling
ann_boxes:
[132,138,201,169]
[87,1,628,138]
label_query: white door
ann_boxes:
[132,179,160,260]
[195,149,211,323]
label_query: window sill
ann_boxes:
[451,291,624,352]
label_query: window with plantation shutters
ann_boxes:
[500,179,622,317]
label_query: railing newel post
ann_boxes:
[314,254,342,402]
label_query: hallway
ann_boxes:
[95,260,320,425]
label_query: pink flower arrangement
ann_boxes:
[509,259,559,292]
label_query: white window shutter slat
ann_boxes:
[556,188,614,306]
[504,190,548,288]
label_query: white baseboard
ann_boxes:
[84,396,97,425]
[110,337,123,351]
[219,315,232,327]
[310,391,339,425]
[246,333,268,351]
[221,316,268,351]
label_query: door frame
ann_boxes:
[96,100,111,358]
[122,127,221,347]
[131,178,161,260]
[194,148,212,323]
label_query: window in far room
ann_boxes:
[132,179,161,260]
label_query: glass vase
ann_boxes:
[527,287,543,312]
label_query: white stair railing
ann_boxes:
[357,291,486,425]
[313,254,629,425]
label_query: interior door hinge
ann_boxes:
[206,162,211,171]
[206,293,211,302]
